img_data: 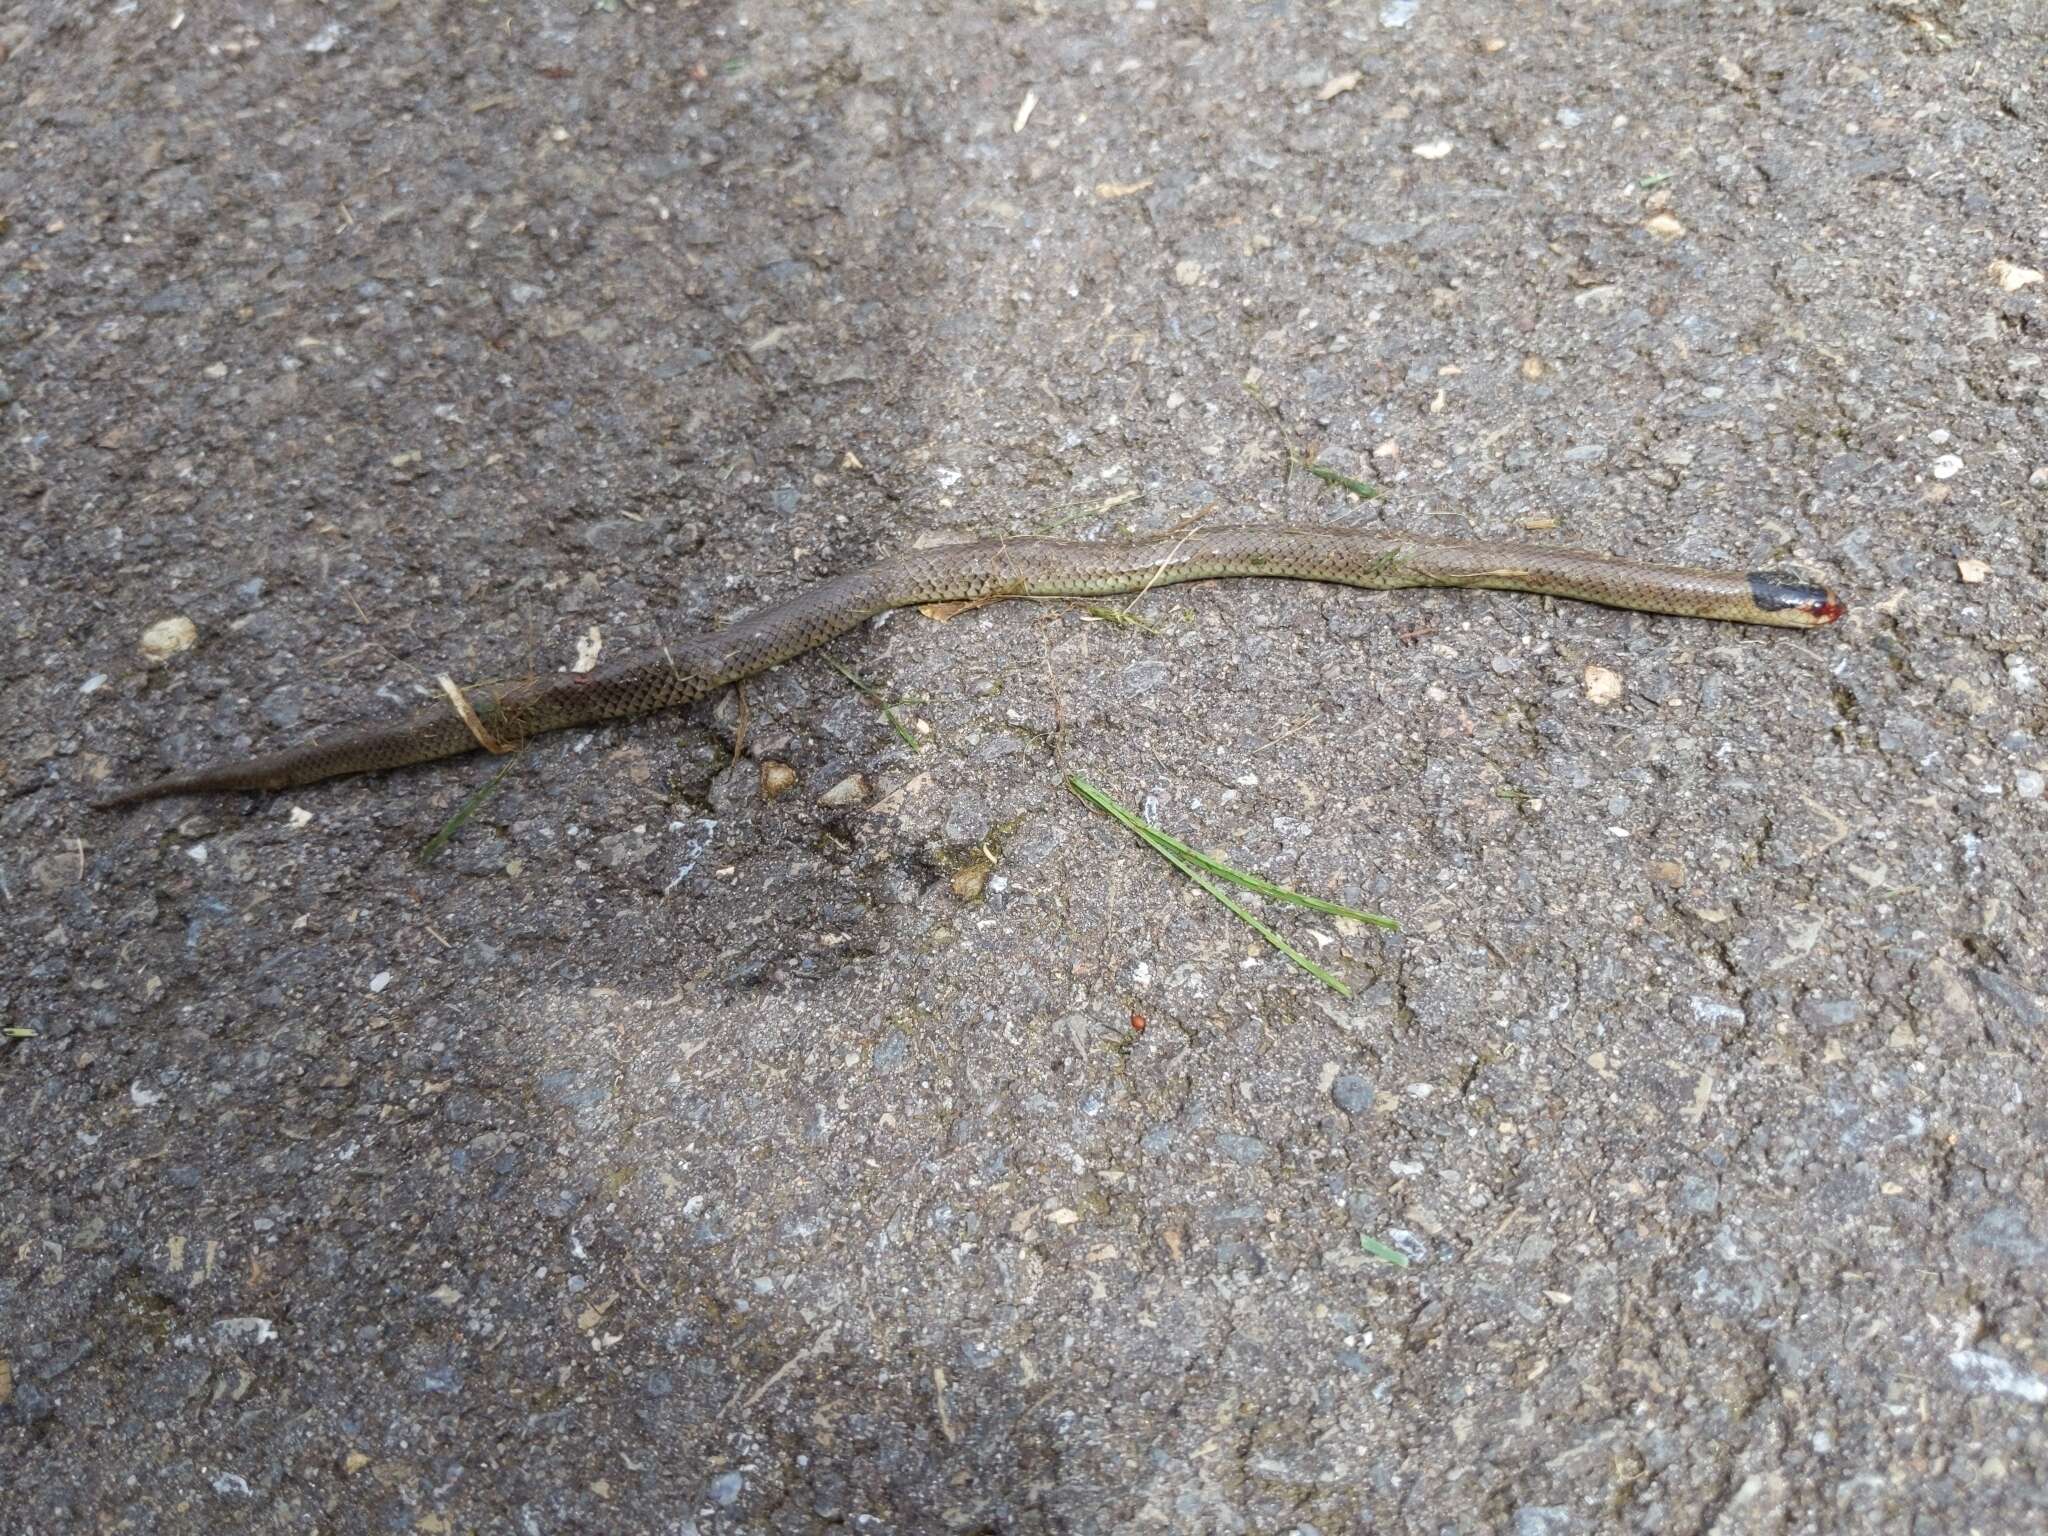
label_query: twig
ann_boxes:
[733,1323,841,1414]
[1249,715,1317,756]
[1034,486,1143,536]
[731,682,750,768]
[1041,627,1068,768]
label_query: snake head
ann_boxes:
[1749,570,1847,627]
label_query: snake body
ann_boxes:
[93,525,1843,808]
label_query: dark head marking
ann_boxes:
[1749,570,1846,626]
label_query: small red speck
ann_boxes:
[1130,1014,1146,1033]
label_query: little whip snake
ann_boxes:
[93,525,1844,807]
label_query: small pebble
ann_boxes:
[1122,657,1172,696]
[1214,1133,1269,1165]
[1797,996,1864,1029]
[140,616,198,661]
[1583,665,1624,705]
[1384,1228,1428,1263]
[818,774,867,808]
[1331,1074,1376,1116]
[872,1028,910,1073]
[1931,454,1964,481]
[2016,769,2044,801]
[213,1317,278,1345]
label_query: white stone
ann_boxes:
[140,615,198,661]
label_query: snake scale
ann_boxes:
[93,525,1844,808]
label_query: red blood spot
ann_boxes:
[1810,592,1848,625]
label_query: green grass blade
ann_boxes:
[1067,776,1390,994]
[825,655,922,751]
[417,759,517,866]
[1083,604,1165,635]
[1359,1234,1411,1268]
[1305,462,1383,500]
[823,654,873,692]
[1163,846,1354,995]
[876,703,919,751]
[1139,824,1396,929]
[1068,778,1394,930]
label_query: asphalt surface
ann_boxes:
[4,1,2046,1531]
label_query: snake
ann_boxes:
[91,525,1844,808]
